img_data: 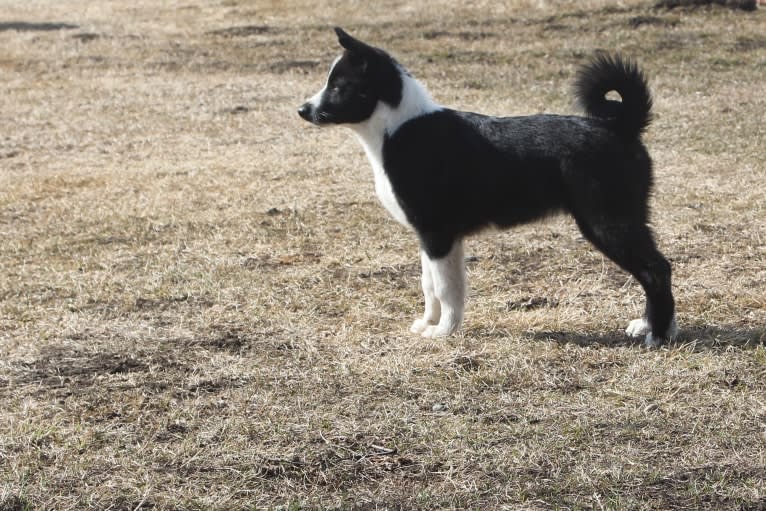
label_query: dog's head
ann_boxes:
[298,28,404,126]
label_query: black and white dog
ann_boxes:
[298,28,677,346]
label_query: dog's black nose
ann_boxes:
[298,103,312,121]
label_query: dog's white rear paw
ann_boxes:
[643,317,679,348]
[410,318,434,334]
[626,318,651,338]
[644,333,662,348]
[667,316,679,340]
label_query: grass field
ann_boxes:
[2,0,766,509]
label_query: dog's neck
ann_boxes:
[349,70,440,154]
[345,70,439,227]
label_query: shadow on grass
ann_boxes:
[0,21,78,32]
[533,325,766,351]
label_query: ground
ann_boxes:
[1,1,765,510]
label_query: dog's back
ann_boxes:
[381,59,654,250]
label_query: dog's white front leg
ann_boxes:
[410,249,441,333]
[421,240,465,338]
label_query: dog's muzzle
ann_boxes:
[298,102,314,122]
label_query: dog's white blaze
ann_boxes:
[350,70,440,227]
[308,56,341,109]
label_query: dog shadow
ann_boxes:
[532,324,766,351]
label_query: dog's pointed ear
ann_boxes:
[335,27,372,55]
[335,27,354,48]
[335,27,356,50]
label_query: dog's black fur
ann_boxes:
[299,28,676,344]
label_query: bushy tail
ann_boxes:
[574,53,653,140]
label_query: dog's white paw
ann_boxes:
[643,317,679,348]
[644,333,662,348]
[421,323,455,338]
[626,318,651,338]
[410,318,434,334]
[666,316,679,340]
[629,316,678,347]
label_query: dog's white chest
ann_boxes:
[372,159,409,227]
[359,138,411,227]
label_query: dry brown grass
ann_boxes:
[1,1,766,509]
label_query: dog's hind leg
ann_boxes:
[410,249,442,334]
[575,220,676,347]
[632,257,677,347]
[419,239,465,338]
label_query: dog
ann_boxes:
[298,28,677,346]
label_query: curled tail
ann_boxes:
[574,53,653,140]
